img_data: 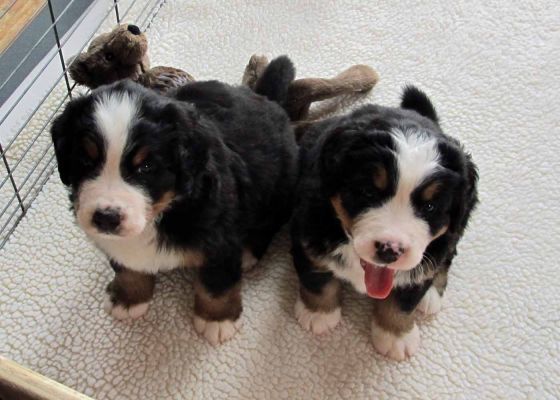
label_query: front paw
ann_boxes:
[417,286,443,315]
[371,321,420,361]
[193,316,241,345]
[103,293,150,320]
[294,297,341,335]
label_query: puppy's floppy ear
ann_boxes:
[50,95,95,186]
[401,85,438,123]
[446,148,479,235]
[50,111,73,186]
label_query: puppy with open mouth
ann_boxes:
[50,56,298,345]
[290,86,478,360]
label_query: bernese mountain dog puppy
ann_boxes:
[290,86,478,360]
[50,57,298,345]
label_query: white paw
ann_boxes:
[103,294,149,320]
[371,321,420,361]
[241,249,259,272]
[193,316,241,345]
[417,286,443,315]
[294,297,341,335]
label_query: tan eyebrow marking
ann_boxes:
[132,145,150,167]
[83,137,99,160]
[422,181,441,201]
[373,164,388,190]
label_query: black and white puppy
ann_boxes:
[51,57,298,345]
[291,86,478,360]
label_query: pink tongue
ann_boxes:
[362,261,394,299]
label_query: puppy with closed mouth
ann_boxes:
[51,56,298,345]
[290,86,478,360]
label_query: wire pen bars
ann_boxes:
[0,0,167,248]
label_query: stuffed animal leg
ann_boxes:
[242,54,379,121]
[137,66,195,94]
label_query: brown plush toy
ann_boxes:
[69,24,193,93]
[70,24,379,127]
[242,54,379,122]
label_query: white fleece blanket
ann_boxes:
[1,1,559,398]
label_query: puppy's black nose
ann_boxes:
[92,209,122,233]
[375,241,404,264]
[127,24,141,35]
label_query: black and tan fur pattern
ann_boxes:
[51,57,299,345]
[290,86,478,359]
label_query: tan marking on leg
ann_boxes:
[194,280,242,322]
[372,293,415,335]
[330,195,353,232]
[371,292,421,359]
[182,249,206,269]
[300,279,341,313]
[107,268,155,307]
[371,319,420,360]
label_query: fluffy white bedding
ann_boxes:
[1,0,559,398]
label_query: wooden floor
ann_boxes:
[0,356,93,400]
[0,0,46,54]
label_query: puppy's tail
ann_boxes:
[401,85,439,123]
[254,55,295,106]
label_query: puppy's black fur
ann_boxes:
[51,57,298,324]
[291,86,478,314]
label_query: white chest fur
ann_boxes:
[91,224,187,274]
[324,243,367,294]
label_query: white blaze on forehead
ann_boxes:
[76,91,149,239]
[391,128,440,194]
[94,91,138,164]
[350,129,441,272]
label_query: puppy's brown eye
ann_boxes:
[105,52,114,61]
[423,202,436,213]
[137,160,153,174]
[358,188,376,199]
